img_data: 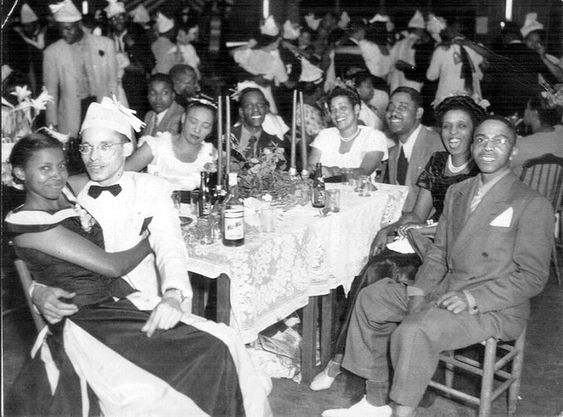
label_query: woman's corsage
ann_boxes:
[73,203,96,233]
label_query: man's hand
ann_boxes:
[370,229,390,256]
[141,295,183,337]
[407,295,425,314]
[435,291,469,314]
[31,286,78,324]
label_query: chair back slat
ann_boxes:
[14,259,47,333]
[519,153,563,211]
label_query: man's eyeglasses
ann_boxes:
[78,143,124,154]
[473,136,511,147]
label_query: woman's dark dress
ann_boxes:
[333,152,479,354]
[5,209,245,417]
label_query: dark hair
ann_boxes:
[187,93,218,114]
[238,87,269,106]
[475,115,516,142]
[148,73,173,89]
[329,86,361,107]
[527,93,562,127]
[169,64,197,80]
[501,22,521,39]
[434,95,487,127]
[9,133,63,169]
[390,86,423,108]
[177,20,199,34]
[252,34,280,49]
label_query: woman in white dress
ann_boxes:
[308,86,388,178]
[125,95,217,192]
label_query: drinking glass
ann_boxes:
[259,206,276,233]
[359,175,372,197]
[326,189,341,212]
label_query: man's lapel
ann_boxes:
[450,173,518,256]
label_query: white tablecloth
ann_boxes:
[183,183,408,343]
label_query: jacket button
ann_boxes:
[482,252,488,257]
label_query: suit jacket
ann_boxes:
[229,124,286,161]
[43,33,118,136]
[388,125,443,212]
[414,173,553,320]
[142,101,185,137]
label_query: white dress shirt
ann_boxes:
[78,171,192,309]
[400,124,422,162]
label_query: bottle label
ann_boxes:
[224,206,244,240]
[312,189,325,206]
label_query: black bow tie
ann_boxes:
[88,184,122,198]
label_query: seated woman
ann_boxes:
[308,86,388,178]
[125,95,218,193]
[310,94,486,390]
[511,91,563,176]
[5,133,270,416]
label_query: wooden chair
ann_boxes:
[429,325,527,417]
[14,259,47,333]
[519,153,563,286]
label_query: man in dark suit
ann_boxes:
[229,88,285,163]
[385,87,443,213]
[141,73,185,137]
[323,115,554,417]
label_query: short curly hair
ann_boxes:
[434,95,488,127]
[329,86,361,108]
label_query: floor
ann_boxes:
[2,268,562,417]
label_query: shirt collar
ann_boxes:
[476,168,511,199]
[400,124,422,161]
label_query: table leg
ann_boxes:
[320,290,334,365]
[216,273,231,325]
[302,296,318,385]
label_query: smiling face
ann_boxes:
[147,80,175,114]
[109,13,126,33]
[440,109,474,158]
[15,147,68,202]
[472,119,518,181]
[329,95,360,135]
[239,91,268,129]
[386,92,422,142]
[182,106,214,146]
[80,127,131,185]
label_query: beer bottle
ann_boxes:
[198,172,212,218]
[312,163,326,208]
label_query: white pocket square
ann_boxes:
[490,207,513,227]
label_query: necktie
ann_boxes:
[88,184,122,198]
[246,136,258,159]
[470,187,482,213]
[396,146,408,185]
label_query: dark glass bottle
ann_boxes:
[311,162,326,208]
[198,172,212,218]
[222,173,245,246]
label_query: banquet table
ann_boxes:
[183,183,408,345]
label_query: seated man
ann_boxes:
[230,87,286,164]
[323,115,554,417]
[141,73,184,137]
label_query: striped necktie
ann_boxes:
[470,187,482,213]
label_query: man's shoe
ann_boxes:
[310,360,342,391]
[321,396,392,417]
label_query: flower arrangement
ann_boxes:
[2,85,54,189]
[2,85,53,142]
[235,146,294,199]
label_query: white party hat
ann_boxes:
[49,0,81,23]
[20,3,38,24]
[520,13,544,38]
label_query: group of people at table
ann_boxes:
[4,69,557,415]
